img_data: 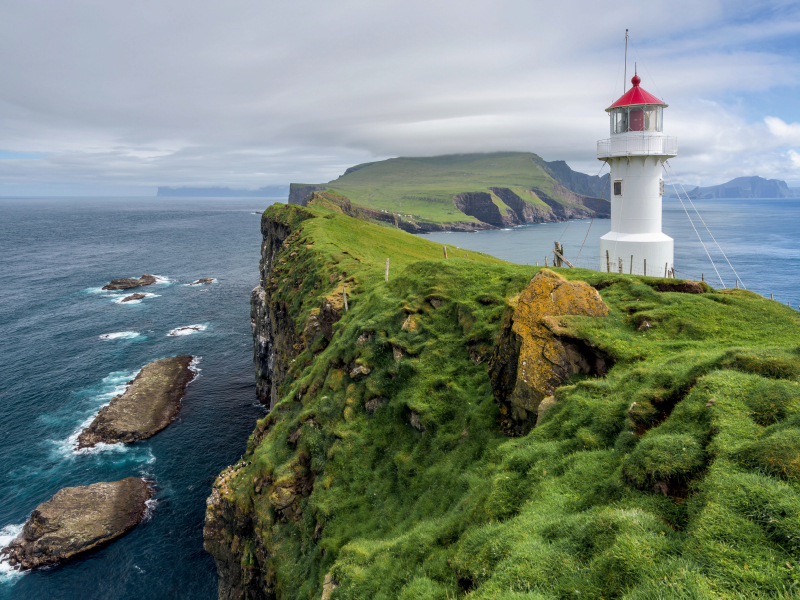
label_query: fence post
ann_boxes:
[702,273,704,282]
[618,257,623,274]
[771,293,774,300]
[736,280,739,289]
[606,250,610,273]
[644,258,646,276]
[664,263,668,277]
[385,258,389,282]
[342,286,348,311]
[545,256,548,267]
[443,245,448,259]
[630,255,633,274]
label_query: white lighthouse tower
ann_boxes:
[598,72,677,275]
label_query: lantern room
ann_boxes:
[606,74,667,134]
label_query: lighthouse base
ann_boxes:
[599,232,673,276]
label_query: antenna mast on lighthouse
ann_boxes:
[623,29,629,92]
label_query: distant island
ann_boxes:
[156,185,289,198]
[287,152,611,232]
[669,175,800,199]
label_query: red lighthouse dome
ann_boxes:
[607,75,667,110]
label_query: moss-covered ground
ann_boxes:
[219,200,800,599]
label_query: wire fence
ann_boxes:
[529,251,795,308]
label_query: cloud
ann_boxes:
[1,0,800,194]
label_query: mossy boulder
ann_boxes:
[488,269,609,433]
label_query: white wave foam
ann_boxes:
[184,278,217,287]
[0,524,25,581]
[48,368,139,457]
[153,275,171,284]
[99,331,140,340]
[167,324,207,337]
[113,292,159,305]
[143,497,158,522]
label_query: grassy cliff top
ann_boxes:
[216,200,800,599]
[319,152,586,223]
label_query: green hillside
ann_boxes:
[206,199,800,600]
[292,152,609,228]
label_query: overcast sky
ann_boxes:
[2,0,800,195]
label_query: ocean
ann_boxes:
[0,197,273,599]
[0,196,797,599]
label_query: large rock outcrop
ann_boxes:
[489,269,610,434]
[1,478,152,569]
[77,355,195,448]
[102,274,156,291]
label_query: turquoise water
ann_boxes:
[423,198,800,305]
[0,197,274,599]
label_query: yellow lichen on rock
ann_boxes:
[489,269,609,433]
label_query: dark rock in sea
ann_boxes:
[189,278,214,285]
[0,477,152,569]
[121,293,146,303]
[102,274,157,291]
[76,356,195,449]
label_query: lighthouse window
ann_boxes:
[613,180,622,196]
[609,106,663,133]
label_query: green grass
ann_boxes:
[219,201,800,599]
[319,152,587,224]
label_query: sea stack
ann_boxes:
[77,355,195,449]
[598,70,676,275]
[1,478,152,569]
[102,274,157,290]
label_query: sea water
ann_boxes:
[0,197,274,599]
[423,198,800,305]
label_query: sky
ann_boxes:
[2,0,800,196]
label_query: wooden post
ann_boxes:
[618,257,623,274]
[553,241,561,267]
[385,258,389,282]
[545,256,548,267]
[735,279,739,289]
[644,258,646,276]
[342,286,348,311]
[443,245,448,259]
[702,273,704,282]
[664,263,668,277]
[606,250,610,273]
[629,255,633,274]
[771,293,774,300]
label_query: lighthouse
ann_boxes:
[598,73,677,275]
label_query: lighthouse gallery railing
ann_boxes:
[597,135,677,158]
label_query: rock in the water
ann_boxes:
[189,278,214,285]
[77,356,195,449]
[121,293,146,303]
[488,269,610,434]
[0,477,152,569]
[102,274,157,291]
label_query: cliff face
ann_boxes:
[206,200,800,600]
[251,209,311,408]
